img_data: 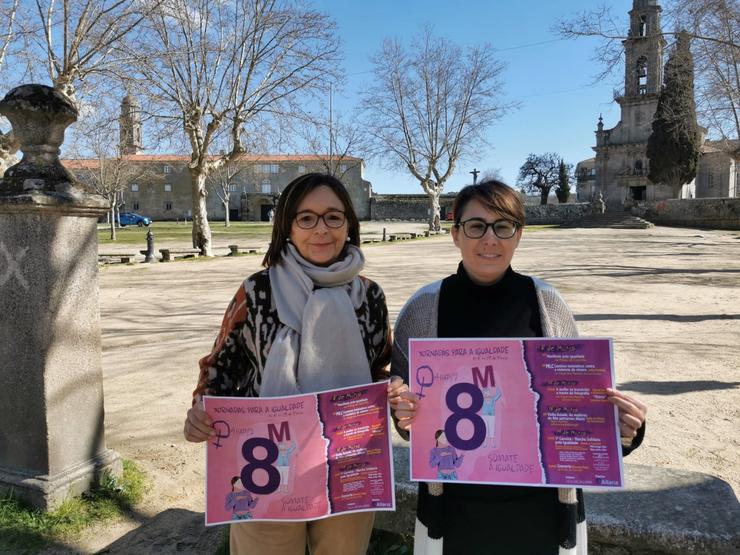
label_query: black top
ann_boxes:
[433,263,560,555]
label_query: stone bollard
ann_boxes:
[0,84,121,510]
[144,229,155,263]
[382,227,386,242]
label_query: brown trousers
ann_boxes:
[229,511,375,555]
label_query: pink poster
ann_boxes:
[409,338,624,489]
[204,381,395,526]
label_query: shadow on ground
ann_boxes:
[575,313,740,323]
[98,508,224,554]
[618,380,740,395]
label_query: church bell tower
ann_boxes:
[592,0,667,204]
[119,94,143,156]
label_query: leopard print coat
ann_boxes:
[194,269,391,399]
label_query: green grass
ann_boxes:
[367,528,414,554]
[98,221,274,246]
[0,460,147,554]
[97,220,557,249]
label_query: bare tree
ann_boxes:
[0,1,156,171]
[481,168,506,182]
[0,0,21,174]
[208,162,242,227]
[517,153,561,205]
[126,0,341,256]
[67,103,159,239]
[556,1,739,144]
[666,0,739,146]
[295,112,364,179]
[360,27,510,231]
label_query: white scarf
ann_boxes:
[260,243,371,396]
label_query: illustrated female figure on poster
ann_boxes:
[429,430,464,480]
[481,385,503,448]
[224,477,259,520]
[276,439,297,493]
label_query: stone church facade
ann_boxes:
[576,0,738,205]
[66,96,373,221]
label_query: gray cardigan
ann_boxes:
[390,276,587,555]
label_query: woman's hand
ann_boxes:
[184,400,215,443]
[606,387,647,439]
[388,376,420,431]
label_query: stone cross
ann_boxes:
[0,84,121,509]
[470,168,480,185]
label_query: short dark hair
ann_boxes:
[262,173,361,267]
[231,476,240,490]
[452,179,525,227]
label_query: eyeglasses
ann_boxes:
[457,218,519,239]
[294,210,346,229]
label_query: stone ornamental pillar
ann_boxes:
[0,85,121,509]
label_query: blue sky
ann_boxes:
[313,0,634,194]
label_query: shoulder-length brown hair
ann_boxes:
[452,179,525,227]
[262,173,361,267]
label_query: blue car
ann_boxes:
[119,212,152,227]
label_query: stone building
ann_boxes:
[64,97,373,221]
[576,0,739,206]
[66,153,372,221]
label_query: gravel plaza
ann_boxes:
[65,223,740,552]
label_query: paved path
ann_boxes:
[62,225,740,553]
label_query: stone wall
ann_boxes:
[525,202,593,225]
[371,195,594,226]
[635,198,740,230]
[370,194,456,221]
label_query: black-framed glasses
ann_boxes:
[294,210,346,229]
[457,218,519,239]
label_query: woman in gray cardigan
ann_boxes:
[390,180,647,555]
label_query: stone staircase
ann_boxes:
[568,211,654,229]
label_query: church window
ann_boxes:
[133,202,139,210]
[635,160,643,174]
[164,184,172,192]
[163,165,172,174]
[261,178,271,193]
[165,202,173,211]
[636,57,648,94]
[131,184,139,192]
[639,16,647,37]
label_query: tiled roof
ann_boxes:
[701,139,740,156]
[63,153,363,169]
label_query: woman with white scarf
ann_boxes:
[184,174,395,555]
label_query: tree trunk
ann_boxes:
[190,169,213,256]
[109,204,117,240]
[224,199,230,227]
[539,186,551,205]
[427,192,441,231]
